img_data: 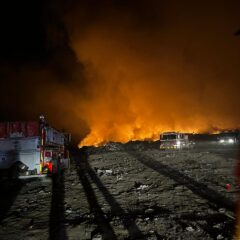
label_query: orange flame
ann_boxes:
[63,3,240,147]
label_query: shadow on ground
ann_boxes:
[127,150,235,239]
[49,172,68,240]
[73,148,146,240]
[128,151,235,211]
[74,149,117,240]
[0,179,23,223]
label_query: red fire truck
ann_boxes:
[0,116,70,178]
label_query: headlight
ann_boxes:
[176,140,181,146]
[228,139,234,143]
[219,139,225,143]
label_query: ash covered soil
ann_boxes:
[0,142,239,240]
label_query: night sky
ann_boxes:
[0,0,240,146]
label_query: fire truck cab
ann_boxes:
[160,132,190,150]
[0,116,70,178]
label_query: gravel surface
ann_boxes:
[0,142,238,239]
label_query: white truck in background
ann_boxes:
[160,132,191,150]
[218,131,239,145]
[0,116,70,178]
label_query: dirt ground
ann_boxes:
[0,142,239,240]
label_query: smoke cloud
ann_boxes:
[1,0,240,146]
[64,1,240,146]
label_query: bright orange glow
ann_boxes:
[72,27,240,147]
[60,3,240,147]
[5,2,238,148]
[78,123,219,147]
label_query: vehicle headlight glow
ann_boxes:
[176,140,181,146]
[228,139,234,143]
[219,139,225,143]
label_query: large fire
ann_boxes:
[2,1,240,148]
[63,2,240,147]
[68,28,239,146]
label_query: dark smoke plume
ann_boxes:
[1,1,240,146]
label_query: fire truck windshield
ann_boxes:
[161,134,177,140]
